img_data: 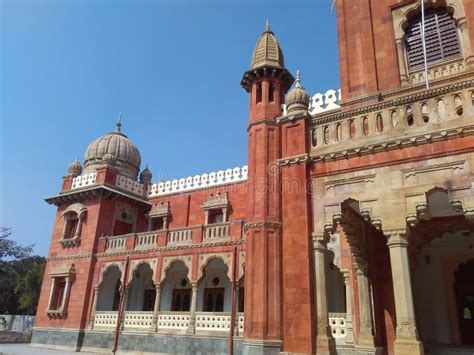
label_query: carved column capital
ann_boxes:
[312,233,329,252]
[385,230,409,248]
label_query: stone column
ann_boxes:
[355,264,375,348]
[120,285,130,330]
[233,285,240,336]
[47,278,57,311]
[386,231,423,355]
[60,276,71,313]
[313,237,336,354]
[89,286,100,329]
[342,269,354,345]
[148,218,153,231]
[458,17,474,69]
[74,214,84,239]
[151,284,161,331]
[187,282,198,335]
[395,38,409,86]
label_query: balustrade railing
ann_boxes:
[71,172,97,190]
[105,235,127,252]
[311,87,474,158]
[134,232,158,250]
[329,312,347,339]
[195,312,231,332]
[157,311,190,330]
[167,228,193,245]
[203,223,231,241]
[124,311,154,329]
[94,311,118,328]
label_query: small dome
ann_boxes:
[67,158,82,177]
[286,70,310,113]
[139,165,152,184]
[83,114,141,180]
[251,20,285,70]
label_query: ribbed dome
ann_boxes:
[83,116,141,180]
[251,20,285,70]
[286,70,310,113]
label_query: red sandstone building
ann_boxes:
[32,0,474,354]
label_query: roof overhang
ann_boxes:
[45,184,152,208]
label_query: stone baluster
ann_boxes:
[313,236,336,354]
[151,284,161,332]
[187,282,198,334]
[89,286,100,329]
[355,263,376,349]
[386,231,423,355]
[341,269,354,345]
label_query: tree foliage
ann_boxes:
[0,228,45,315]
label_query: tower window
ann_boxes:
[256,82,262,103]
[64,215,78,239]
[405,9,461,71]
[268,83,275,102]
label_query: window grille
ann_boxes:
[405,9,461,70]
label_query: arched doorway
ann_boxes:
[97,265,122,311]
[455,258,474,345]
[161,260,191,312]
[198,258,231,312]
[127,263,155,311]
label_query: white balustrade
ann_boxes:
[71,172,97,190]
[196,312,231,332]
[157,312,190,330]
[134,232,158,250]
[282,89,341,116]
[203,223,231,240]
[116,175,145,196]
[237,312,244,335]
[167,228,193,245]
[94,311,118,328]
[124,311,154,329]
[148,166,248,197]
[329,312,347,339]
[105,235,127,252]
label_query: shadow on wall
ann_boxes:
[0,315,35,333]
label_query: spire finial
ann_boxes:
[115,112,122,133]
[265,19,270,32]
[295,70,301,88]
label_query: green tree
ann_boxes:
[0,228,44,315]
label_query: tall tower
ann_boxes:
[240,21,294,354]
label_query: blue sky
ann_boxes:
[1,0,339,256]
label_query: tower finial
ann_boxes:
[295,70,301,88]
[265,19,270,32]
[115,112,122,133]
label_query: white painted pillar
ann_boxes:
[458,18,474,69]
[386,231,423,355]
[47,278,57,311]
[151,284,161,331]
[395,39,409,86]
[342,269,354,345]
[313,237,336,354]
[89,286,100,329]
[60,276,71,314]
[187,282,198,334]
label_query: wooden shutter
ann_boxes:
[405,10,461,70]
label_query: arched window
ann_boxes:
[256,82,262,103]
[405,9,461,71]
[268,83,275,102]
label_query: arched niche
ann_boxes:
[160,260,191,312]
[197,257,231,313]
[126,262,155,311]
